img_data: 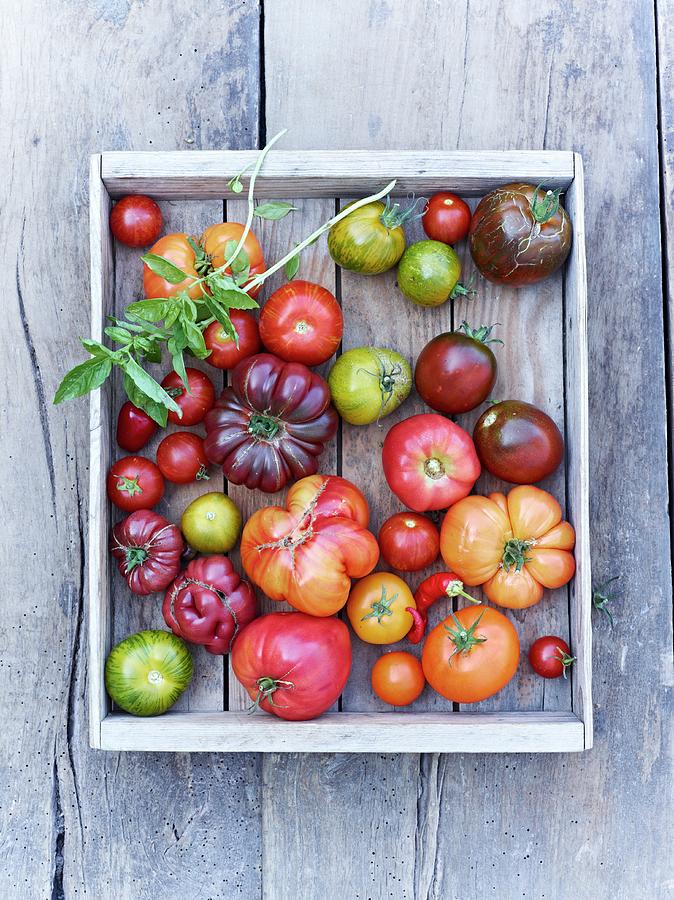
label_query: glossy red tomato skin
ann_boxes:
[415,332,497,415]
[204,310,261,370]
[529,636,572,679]
[110,510,183,595]
[231,612,352,720]
[378,512,440,572]
[422,193,471,245]
[161,368,215,426]
[259,280,344,366]
[156,432,210,484]
[110,195,163,248]
[116,401,158,452]
[106,456,164,512]
[473,400,564,484]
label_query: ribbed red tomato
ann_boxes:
[231,612,352,720]
[156,432,210,484]
[259,280,343,366]
[110,510,183,595]
[378,512,439,572]
[110,195,163,248]
[116,401,158,452]
[161,368,215,426]
[204,310,261,370]
[107,456,164,512]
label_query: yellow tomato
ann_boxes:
[346,573,415,645]
[181,492,242,554]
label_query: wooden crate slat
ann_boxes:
[101,150,576,199]
[100,710,585,753]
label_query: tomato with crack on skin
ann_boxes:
[204,309,261,370]
[232,612,352,721]
[143,233,207,300]
[346,572,416,645]
[422,605,520,703]
[116,401,158,452]
[378,512,440,572]
[204,353,338,493]
[259,280,343,366]
[110,510,183,596]
[107,455,164,512]
[156,432,210,484]
[163,555,257,655]
[201,222,266,298]
[161,367,215,426]
[469,183,572,286]
[440,485,576,609]
[382,413,480,512]
[240,474,380,616]
[473,400,564,484]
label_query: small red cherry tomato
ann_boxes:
[259,280,343,366]
[107,455,164,512]
[422,193,471,245]
[203,310,261,370]
[110,195,163,248]
[378,512,440,572]
[371,652,425,706]
[161,367,215,426]
[156,432,210,484]
[528,636,575,679]
[116,401,158,452]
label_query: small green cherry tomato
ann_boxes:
[328,198,412,275]
[105,630,193,716]
[397,240,465,307]
[328,347,412,425]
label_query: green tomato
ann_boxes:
[181,492,242,553]
[328,199,408,275]
[105,630,193,716]
[328,347,412,425]
[397,240,463,307]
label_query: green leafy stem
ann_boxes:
[54,128,397,425]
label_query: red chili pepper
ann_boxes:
[406,572,479,644]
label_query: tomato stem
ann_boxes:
[530,184,562,224]
[379,194,427,229]
[423,457,445,480]
[249,675,295,713]
[196,465,210,481]
[458,321,504,346]
[592,575,620,626]
[116,475,143,497]
[248,413,283,441]
[361,585,399,623]
[557,649,577,678]
[502,538,534,573]
[444,609,487,662]
[124,546,149,572]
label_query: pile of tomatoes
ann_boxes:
[104,184,576,720]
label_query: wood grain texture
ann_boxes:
[1,2,263,899]
[263,1,673,899]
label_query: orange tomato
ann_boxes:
[240,474,379,617]
[440,485,575,609]
[143,233,205,300]
[371,652,425,706]
[201,222,266,298]
[346,573,415,645]
[422,605,520,703]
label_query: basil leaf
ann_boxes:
[104,326,133,345]
[81,338,116,359]
[254,201,297,221]
[141,253,189,285]
[140,342,163,364]
[126,298,173,321]
[53,357,112,404]
[234,262,251,286]
[121,355,180,415]
[223,241,250,275]
[123,374,169,427]
[285,254,300,280]
[171,349,188,389]
[220,290,259,310]
[185,320,208,358]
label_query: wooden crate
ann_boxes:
[89,150,591,753]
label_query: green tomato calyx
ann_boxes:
[116,475,143,497]
[248,413,283,441]
[459,321,503,346]
[250,674,295,713]
[444,609,487,661]
[530,185,562,224]
[379,194,427,230]
[124,545,149,572]
[361,585,399,624]
[556,649,577,679]
[502,538,535,573]
[424,457,445,480]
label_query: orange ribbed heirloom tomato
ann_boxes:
[240,474,380,616]
[440,485,575,609]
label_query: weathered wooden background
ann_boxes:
[2,1,672,898]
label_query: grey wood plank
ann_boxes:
[263,2,673,899]
[0,2,263,898]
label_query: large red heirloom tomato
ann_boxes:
[232,612,352,720]
[163,556,257,655]
[382,413,480,512]
[259,280,343,366]
[204,353,338,493]
[240,474,380,616]
[441,485,576,608]
[111,510,183,595]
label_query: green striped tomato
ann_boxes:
[397,240,462,307]
[328,200,407,274]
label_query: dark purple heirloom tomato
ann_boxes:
[473,399,564,484]
[414,323,500,415]
[469,183,572,286]
[203,353,338,493]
